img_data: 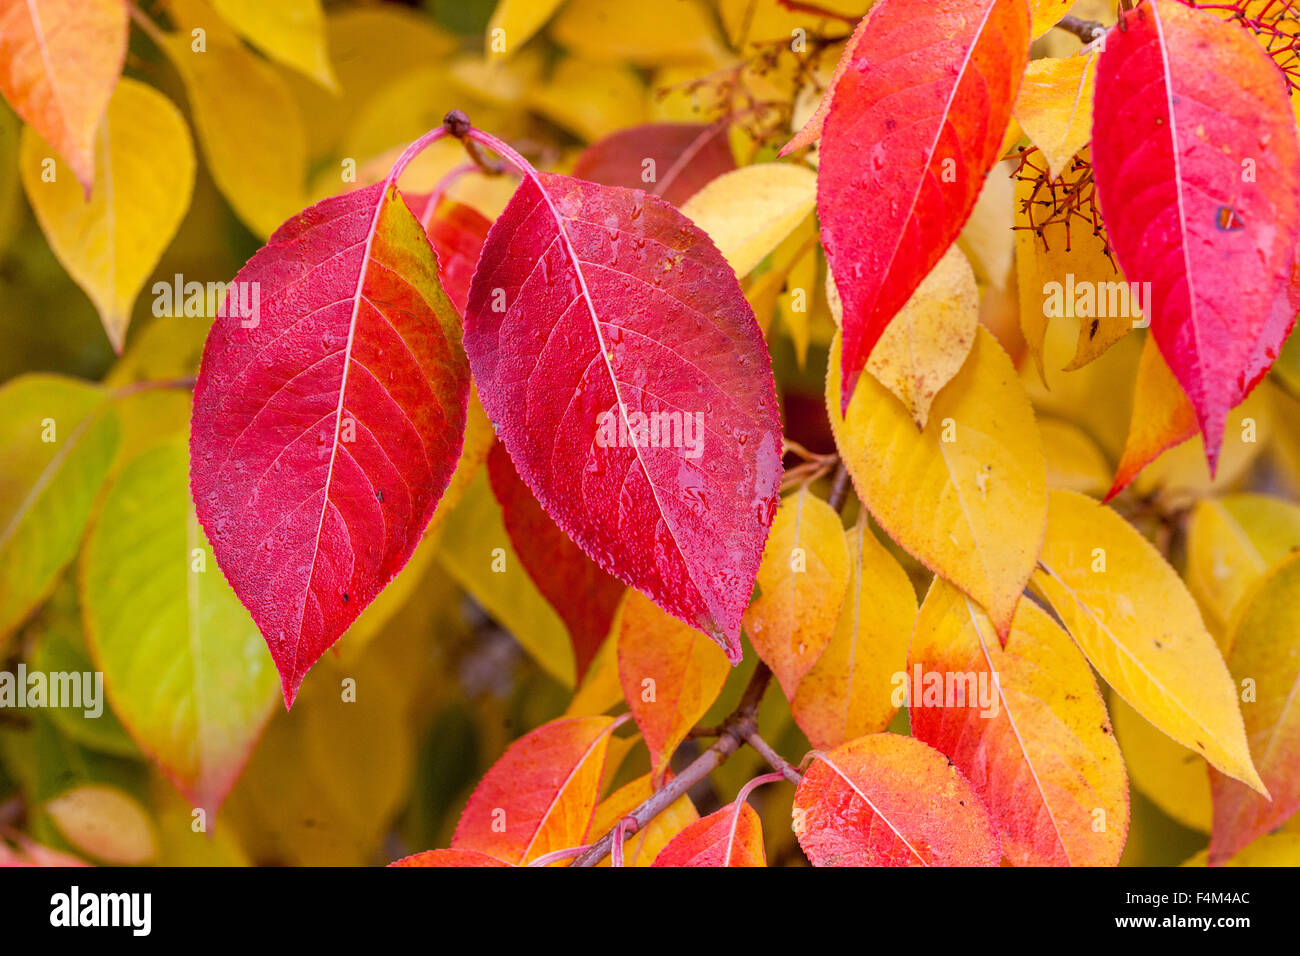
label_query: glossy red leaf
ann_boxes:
[463,166,783,662]
[793,733,1002,866]
[190,182,470,706]
[388,849,510,867]
[452,715,618,865]
[818,0,1031,412]
[487,441,624,680]
[651,801,766,867]
[1091,0,1300,465]
[573,122,735,207]
[409,193,491,315]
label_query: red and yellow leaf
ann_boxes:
[452,715,618,865]
[793,733,1002,866]
[190,182,470,705]
[909,578,1129,866]
[617,589,729,779]
[817,0,1031,410]
[652,801,766,867]
[0,0,126,192]
[1209,551,1300,863]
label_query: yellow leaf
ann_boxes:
[566,632,624,717]
[957,158,1015,289]
[45,784,157,865]
[717,0,858,48]
[1030,0,1075,38]
[286,7,457,163]
[19,79,194,352]
[1013,54,1096,178]
[157,0,308,238]
[527,58,647,142]
[791,511,916,748]
[1183,833,1300,867]
[437,470,576,687]
[1185,494,1300,645]
[680,163,816,278]
[1111,694,1211,833]
[778,233,819,366]
[1208,552,1300,861]
[618,591,729,779]
[747,215,817,336]
[549,0,724,66]
[210,0,337,90]
[864,245,979,429]
[340,66,457,170]
[1022,313,1141,461]
[487,0,568,58]
[1130,385,1272,504]
[743,487,850,698]
[1039,417,1110,496]
[1032,489,1265,792]
[829,326,1047,636]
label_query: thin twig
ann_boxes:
[571,663,774,867]
[745,732,802,785]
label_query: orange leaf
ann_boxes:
[1108,334,1196,499]
[652,801,766,867]
[0,0,127,193]
[793,733,1001,866]
[618,590,730,781]
[742,487,850,698]
[452,715,618,865]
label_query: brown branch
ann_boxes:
[571,662,774,866]
[1055,14,1109,44]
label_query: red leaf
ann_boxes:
[573,122,735,207]
[190,183,470,706]
[793,733,1002,866]
[452,716,618,865]
[408,193,491,315]
[818,0,1030,411]
[651,801,766,867]
[1091,0,1300,465]
[486,441,624,680]
[388,849,510,867]
[463,169,783,661]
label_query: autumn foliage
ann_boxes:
[2,0,1300,871]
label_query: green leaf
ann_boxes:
[80,438,279,815]
[0,374,118,644]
